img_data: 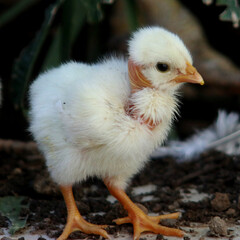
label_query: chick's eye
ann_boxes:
[156,63,169,72]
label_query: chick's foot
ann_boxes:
[57,213,109,240]
[114,210,183,240]
[105,180,184,240]
[58,185,109,240]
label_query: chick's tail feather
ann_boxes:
[151,110,240,162]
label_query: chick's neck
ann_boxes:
[126,59,160,130]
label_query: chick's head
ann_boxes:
[128,27,204,92]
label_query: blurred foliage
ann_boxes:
[0,196,29,234]
[12,0,113,113]
[0,0,38,28]
[11,0,64,114]
[0,0,119,116]
[203,0,240,27]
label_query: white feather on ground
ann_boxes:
[151,110,240,161]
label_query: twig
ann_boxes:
[0,139,38,154]
[175,164,218,186]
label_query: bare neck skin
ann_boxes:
[126,59,159,130]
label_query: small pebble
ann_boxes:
[226,208,236,216]
[12,168,22,175]
[38,237,46,240]
[160,218,177,228]
[168,201,180,211]
[211,193,231,211]
[113,231,120,238]
[106,226,117,235]
[43,217,51,223]
[153,203,162,212]
[209,216,228,236]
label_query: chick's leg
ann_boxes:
[57,185,109,240]
[104,180,184,240]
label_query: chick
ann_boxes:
[29,26,204,240]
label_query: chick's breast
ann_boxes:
[29,59,156,189]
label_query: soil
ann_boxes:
[0,148,240,239]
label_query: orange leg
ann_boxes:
[105,180,184,240]
[57,185,109,240]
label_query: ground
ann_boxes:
[0,148,240,240]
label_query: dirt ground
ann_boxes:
[0,147,240,239]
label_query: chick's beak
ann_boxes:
[174,62,204,85]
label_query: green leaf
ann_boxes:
[11,0,65,112]
[9,219,27,235]
[61,0,86,60]
[203,0,240,27]
[41,0,86,71]
[101,0,115,3]
[41,27,62,71]
[217,0,236,4]
[0,196,29,235]
[124,0,139,31]
[81,0,103,23]
[216,0,240,27]
[0,0,39,28]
